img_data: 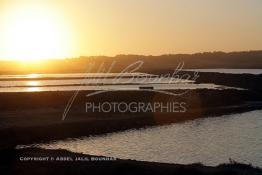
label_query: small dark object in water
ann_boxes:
[139,86,154,90]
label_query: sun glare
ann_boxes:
[1,3,74,62]
[27,81,40,86]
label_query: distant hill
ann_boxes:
[0,51,262,74]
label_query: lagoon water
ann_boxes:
[32,110,262,167]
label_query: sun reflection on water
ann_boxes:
[26,87,41,92]
[27,81,40,86]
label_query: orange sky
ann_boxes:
[0,0,262,61]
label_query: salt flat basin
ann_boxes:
[0,83,242,92]
[0,73,242,92]
[25,110,262,167]
[0,77,192,87]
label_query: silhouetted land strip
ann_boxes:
[0,148,261,175]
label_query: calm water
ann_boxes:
[0,73,237,92]
[29,110,262,167]
[0,73,154,79]
[186,69,262,75]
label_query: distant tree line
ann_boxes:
[0,51,262,74]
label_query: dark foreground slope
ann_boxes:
[0,148,261,175]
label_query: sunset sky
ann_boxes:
[0,0,262,61]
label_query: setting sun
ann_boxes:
[1,2,74,61]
